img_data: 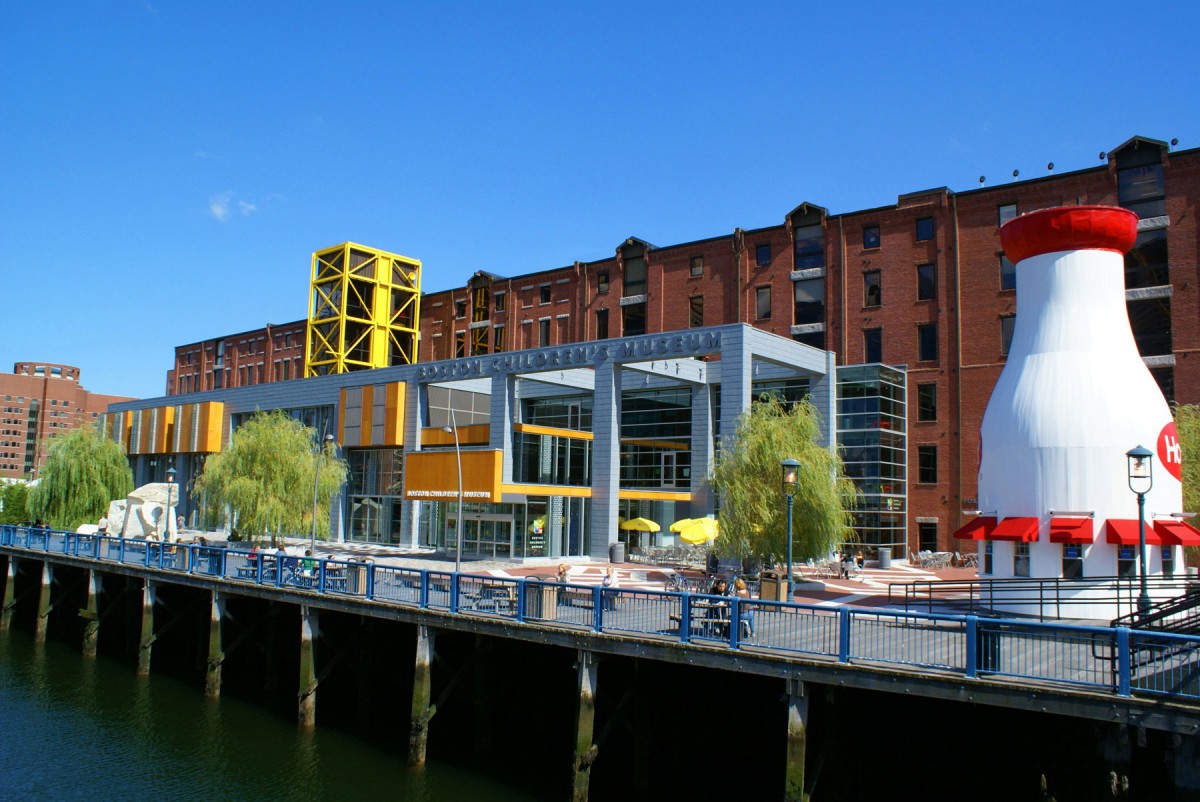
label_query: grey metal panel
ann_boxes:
[690,383,713,516]
[490,374,515,484]
[590,362,621,560]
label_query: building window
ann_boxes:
[916,217,934,241]
[690,256,703,277]
[918,522,937,552]
[756,286,772,319]
[794,278,824,325]
[597,272,609,293]
[689,295,703,328]
[1001,315,1016,356]
[454,300,466,319]
[1150,367,1174,404]
[998,203,1017,227]
[1000,253,1016,291]
[596,309,609,339]
[623,303,646,336]
[494,292,506,312]
[623,257,646,297]
[917,263,937,300]
[917,445,937,484]
[539,285,551,304]
[494,325,505,352]
[983,541,993,575]
[455,331,466,358]
[756,243,771,266]
[864,271,881,307]
[864,328,882,363]
[1127,297,1172,356]
[1163,545,1175,578]
[1117,545,1137,578]
[917,383,936,421]
[917,324,938,361]
[1062,544,1084,579]
[539,319,551,347]
[863,226,880,249]
[1125,229,1168,289]
[1014,542,1030,577]
[1118,158,1166,218]
[793,224,824,270]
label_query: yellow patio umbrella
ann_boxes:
[619,517,661,533]
[672,517,719,545]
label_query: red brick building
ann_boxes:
[164,135,1199,552]
[0,362,135,479]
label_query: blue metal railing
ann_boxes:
[2,524,1197,703]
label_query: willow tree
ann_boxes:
[1178,404,1198,517]
[194,410,348,542]
[711,396,856,562]
[26,427,134,530]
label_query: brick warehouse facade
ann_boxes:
[163,135,1199,553]
[0,362,134,479]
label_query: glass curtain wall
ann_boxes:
[620,388,692,489]
[836,365,907,556]
[346,448,405,544]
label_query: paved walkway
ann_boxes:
[190,531,979,605]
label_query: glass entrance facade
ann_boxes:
[419,496,591,559]
[346,447,405,544]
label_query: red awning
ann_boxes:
[990,517,1039,542]
[1049,517,1094,544]
[1105,519,1164,546]
[1154,519,1200,546]
[953,516,997,540]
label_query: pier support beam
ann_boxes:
[137,579,155,676]
[1,558,15,632]
[784,678,809,802]
[82,570,101,658]
[205,591,225,698]
[571,650,599,802]
[408,625,435,767]
[298,605,318,729]
[35,561,53,643]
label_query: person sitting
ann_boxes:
[300,549,317,579]
[734,577,755,637]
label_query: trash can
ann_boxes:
[760,570,789,601]
[609,541,626,564]
[878,547,892,569]
[525,582,559,619]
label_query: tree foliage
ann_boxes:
[194,410,348,542]
[0,482,30,525]
[26,427,134,530]
[1177,404,1198,524]
[712,397,857,562]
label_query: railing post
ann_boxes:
[729,597,741,650]
[592,586,603,632]
[679,594,691,644]
[516,578,527,622]
[365,564,375,601]
[93,535,101,560]
[419,570,429,609]
[318,560,327,594]
[964,615,978,678]
[838,607,852,663]
[119,537,126,564]
[450,573,460,613]
[1116,627,1132,697]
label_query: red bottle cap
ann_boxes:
[999,205,1138,264]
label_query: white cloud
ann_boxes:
[208,192,232,222]
[208,192,259,222]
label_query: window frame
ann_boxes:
[917,323,938,361]
[999,253,1016,291]
[917,445,937,484]
[916,383,937,422]
[863,225,880,250]
[755,243,771,266]
[863,270,881,307]
[755,286,772,320]
[597,272,610,293]
[1001,315,1016,356]
[690,256,703,277]
[864,328,882,363]
[689,295,704,328]
[916,263,937,301]
[998,203,1017,228]
[916,217,935,242]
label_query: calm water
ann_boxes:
[0,634,537,802]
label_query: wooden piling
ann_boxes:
[205,591,224,698]
[407,625,435,767]
[81,570,101,658]
[35,561,53,643]
[137,579,155,676]
[298,604,318,729]
[571,650,599,802]
[1,558,16,632]
[784,677,809,802]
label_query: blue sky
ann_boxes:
[2,1,1197,399]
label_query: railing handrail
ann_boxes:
[3,524,1198,704]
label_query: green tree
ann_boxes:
[0,481,30,525]
[712,396,856,562]
[26,427,134,530]
[1177,404,1198,517]
[194,410,348,542]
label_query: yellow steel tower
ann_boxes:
[305,243,422,376]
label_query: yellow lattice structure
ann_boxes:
[305,243,422,376]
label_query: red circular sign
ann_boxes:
[1158,422,1183,482]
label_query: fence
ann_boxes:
[2,524,1197,703]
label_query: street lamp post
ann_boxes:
[442,410,464,575]
[780,458,800,598]
[165,466,176,541]
[1126,445,1154,618]
[310,432,335,554]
